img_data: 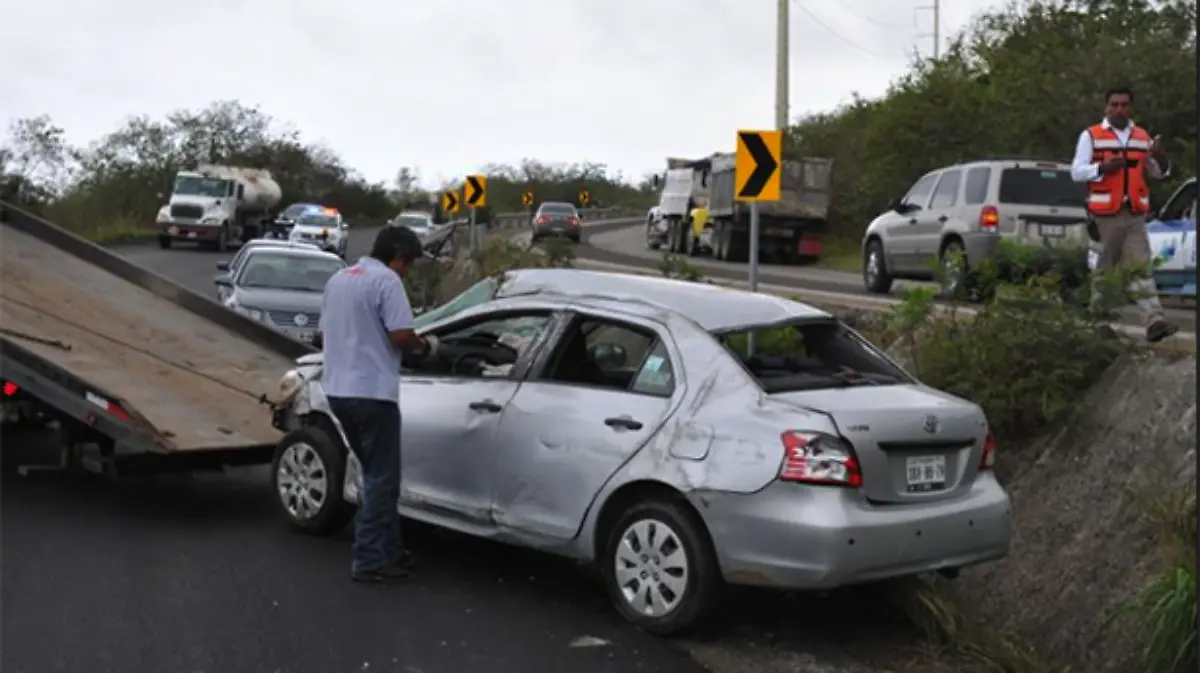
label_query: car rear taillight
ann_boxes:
[536,216,550,224]
[778,431,863,487]
[979,429,997,470]
[979,205,999,232]
[2,380,18,396]
[568,216,580,226]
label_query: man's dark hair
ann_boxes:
[370,225,423,264]
[1105,86,1134,103]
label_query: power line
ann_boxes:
[829,0,913,29]
[789,0,901,60]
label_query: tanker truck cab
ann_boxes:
[157,165,282,252]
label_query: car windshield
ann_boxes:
[414,278,498,329]
[394,215,432,229]
[173,175,227,198]
[999,168,1087,207]
[296,213,339,228]
[237,253,346,292]
[539,203,576,215]
[715,319,912,392]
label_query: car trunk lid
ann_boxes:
[770,385,988,504]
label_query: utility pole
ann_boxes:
[775,0,789,131]
[916,0,941,59]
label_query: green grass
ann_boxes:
[818,237,862,272]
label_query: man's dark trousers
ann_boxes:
[328,397,404,576]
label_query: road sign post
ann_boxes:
[464,174,487,255]
[735,129,783,356]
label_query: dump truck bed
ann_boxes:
[0,221,298,452]
[708,153,834,220]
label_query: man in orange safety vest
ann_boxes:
[1071,86,1177,342]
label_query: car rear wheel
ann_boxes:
[601,498,721,636]
[863,239,894,294]
[271,426,355,536]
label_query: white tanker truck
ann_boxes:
[155,164,283,251]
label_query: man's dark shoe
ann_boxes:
[1146,320,1179,343]
[352,562,414,584]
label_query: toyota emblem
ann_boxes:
[293,313,309,327]
[922,415,940,434]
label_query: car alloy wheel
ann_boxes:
[271,426,355,535]
[601,498,720,635]
[614,518,690,618]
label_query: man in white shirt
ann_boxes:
[1070,85,1177,342]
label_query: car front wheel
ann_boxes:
[863,239,894,294]
[271,426,355,536]
[601,498,721,636]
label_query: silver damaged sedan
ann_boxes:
[267,269,1011,634]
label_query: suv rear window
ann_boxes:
[998,168,1086,207]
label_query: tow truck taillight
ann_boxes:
[979,430,997,470]
[2,381,17,397]
[979,205,1000,232]
[778,431,863,487]
[85,391,130,422]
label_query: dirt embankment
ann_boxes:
[681,350,1195,673]
[955,352,1196,672]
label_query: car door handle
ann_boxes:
[604,416,643,431]
[468,400,503,413]
[937,215,948,223]
[908,217,918,224]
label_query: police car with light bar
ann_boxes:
[287,207,349,258]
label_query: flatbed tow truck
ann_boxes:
[0,200,314,477]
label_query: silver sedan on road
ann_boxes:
[215,247,346,344]
[267,269,1011,634]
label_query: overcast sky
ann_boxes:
[0,0,1003,189]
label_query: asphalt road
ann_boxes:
[2,220,711,673]
[581,223,1197,331]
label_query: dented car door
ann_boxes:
[489,310,681,541]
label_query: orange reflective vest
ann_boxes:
[1085,123,1152,216]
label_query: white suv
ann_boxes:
[862,158,1090,295]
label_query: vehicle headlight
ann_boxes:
[277,369,305,402]
[233,305,264,321]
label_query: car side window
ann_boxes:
[1159,182,1198,221]
[534,315,669,396]
[902,173,939,210]
[630,340,676,397]
[929,170,961,210]
[963,167,991,205]
[412,310,554,379]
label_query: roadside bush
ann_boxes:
[1106,486,1197,673]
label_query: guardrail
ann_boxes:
[442,206,641,232]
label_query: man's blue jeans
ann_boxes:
[327,397,404,576]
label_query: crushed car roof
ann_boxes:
[496,268,829,331]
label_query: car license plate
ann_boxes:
[766,227,793,237]
[167,226,179,236]
[905,455,946,492]
[187,231,197,239]
[1040,224,1065,237]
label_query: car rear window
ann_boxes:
[998,168,1086,207]
[539,203,576,215]
[716,320,913,392]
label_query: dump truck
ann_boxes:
[0,200,311,476]
[155,164,283,251]
[656,152,835,264]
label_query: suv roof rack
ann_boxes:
[960,156,1066,164]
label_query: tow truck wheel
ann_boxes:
[271,426,355,536]
[158,235,172,249]
[601,497,722,636]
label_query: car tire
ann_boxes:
[938,238,967,299]
[863,239,894,294]
[271,426,356,536]
[158,235,172,249]
[601,497,722,636]
[215,224,229,253]
[570,234,581,244]
[646,225,661,250]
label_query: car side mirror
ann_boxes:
[652,175,661,188]
[587,343,627,369]
[216,261,230,271]
[214,274,232,287]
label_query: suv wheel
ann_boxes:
[863,239,894,294]
[939,239,967,298]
